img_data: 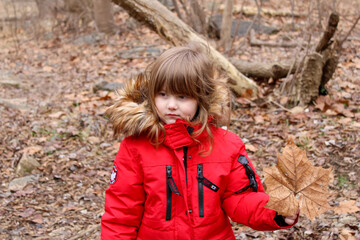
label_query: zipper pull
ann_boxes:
[166,165,181,196]
[197,164,202,176]
[167,165,171,178]
[197,164,203,182]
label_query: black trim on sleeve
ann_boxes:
[274,213,290,227]
[235,155,258,194]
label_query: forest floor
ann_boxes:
[0,1,359,239]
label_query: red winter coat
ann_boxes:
[101,119,293,239]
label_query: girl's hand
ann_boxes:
[284,209,299,225]
[284,214,297,225]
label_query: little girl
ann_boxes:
[101,42,298,239]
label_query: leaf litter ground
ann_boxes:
[0,4,359,240]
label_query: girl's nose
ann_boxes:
[167,97,177,110]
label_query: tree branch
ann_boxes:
[112,0,259,96]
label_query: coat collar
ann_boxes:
[162,118,210,149]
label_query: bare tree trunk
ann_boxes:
[93,0,115,33]
[295,12,340,105]
[112,0,259,97]
[188,0,207,35]
[316,0,322,28]
[332,0,337,12]
[64,0,93,31]
[35,0,60,19]
[219,0,233,50]
[316,13,339,52]
[171,0,183,20]
[297,53,323,104]
[289,0,295,31]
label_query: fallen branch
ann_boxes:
[337,14,360,48]
[112,0,259,97]
[224,5,306,18]
[268,99,291,112]
[230,58,297,79]
[249,29,301,48]
[347,36,360,41]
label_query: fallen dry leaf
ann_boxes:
[264,139,331,220]
[49,111,66,119]
[333,200,360,215]
[29,214,43,224]
[22,145,43,155]
[338,118,352,125]
[254,115,265,124]
[245,144,258,153]
[19,208,35,218]
[315,96,354,117]
[340,228,357,240]
[290,106,305,114]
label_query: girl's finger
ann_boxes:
[284,217,295,225]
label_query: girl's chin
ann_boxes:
[165,119,177,124]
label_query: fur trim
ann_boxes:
[105,74,158,137]
[106,76,230,137]
[208,83,231,126]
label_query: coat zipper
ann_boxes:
[197,164,204,217]
[183,146,188,184]
[166,165,181,221]
[166,165,172,221]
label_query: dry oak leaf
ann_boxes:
[264,139,331,220]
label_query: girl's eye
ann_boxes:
[159,92,167,97]
[178,95,187,100]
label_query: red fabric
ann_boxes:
[101,120,294,239]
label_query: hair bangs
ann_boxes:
[153,52,200,99]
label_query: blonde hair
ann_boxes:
[145,42,230,151]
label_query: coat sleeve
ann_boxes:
[101,137,145,239]
[222,142,296,231]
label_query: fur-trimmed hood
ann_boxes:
[105,74,230,138]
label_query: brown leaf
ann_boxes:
[315,96,332,112]
[29,214,43,224]
[315,96,354,117]
[48,111,66,119]
[333,200,360,215]
[332,103,354,118]
[290,106,305,114]
[340,228,357,240]
[245,144,258,153]
[264,139,331,219]
[19,208,35,218]
[254,115,264,124]
[22,145,43,155]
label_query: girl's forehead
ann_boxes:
[155,85,198,99]
[159,86,186,94]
